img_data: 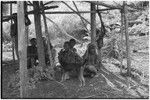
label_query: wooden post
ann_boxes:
[90,3,96,44]
[120,9,124,73]
[41,1,54,68]
[10,3,15,62]
[33,1,46,70]
[123,1,131,76]
[17,1,28,98]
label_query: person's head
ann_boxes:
[63,41,70,50]
[69,39,76,48]
[88,43,96,55]
[30,38,37,46]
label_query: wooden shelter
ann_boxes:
[2,1,134,98]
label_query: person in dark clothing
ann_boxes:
[58,41,84,85]
[27,38,38,69]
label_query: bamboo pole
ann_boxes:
[17,1,28,98]
[33,1,46,70]
[44,1,54,6]
[120,9,124,73]
[41,1,54,68]
[10,3,15,62]
[123,1,131,76]
[90,3,96,44]
[86,1,121,9]
[45,17,83,44]
[3,10,111,21]
[3,5,58,21]
[72,1,89,32]
[62,1,91,24]
[2,1,17,4]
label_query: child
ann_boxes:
[83,43,98,77]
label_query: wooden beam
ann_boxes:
[3,10,111,22]
[27,1,33,6]
[41,1,54,68]
[97,8,119,11]
[90,3,96,44]
[45,17,83,44]
[2,1,17,4]
[44,1,54,6]
[123,1,131,76]
[41,11,96,14]
[62,1,90,24]
[86,1,121,9]
[17,1,28,98]
[33,1,46,69]
[2,5,58,21]
[72,1,89,32]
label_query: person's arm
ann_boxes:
[82,50,89,65]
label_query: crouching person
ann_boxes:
[83,43,98,77]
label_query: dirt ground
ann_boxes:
[2,52,149,98]
[2,37,149,98]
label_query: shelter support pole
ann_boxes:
[10,3,15,62]
[123,1,131,76]
[41,1,54,68]
[45,17,82,44]
[62,1,90,24]
[72,1,89,32]
[90,3,96,44]
[17,1,28,98]
[119,9,124,73]
[33,1,46,69]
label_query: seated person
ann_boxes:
[82,43,98,77]
[27,38,38,69]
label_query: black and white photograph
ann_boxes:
[1,0,149,99]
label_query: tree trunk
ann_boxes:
[33,1,46,70]
[41,1,54,68]
[17,1,28,98]
[123,1,131,76]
